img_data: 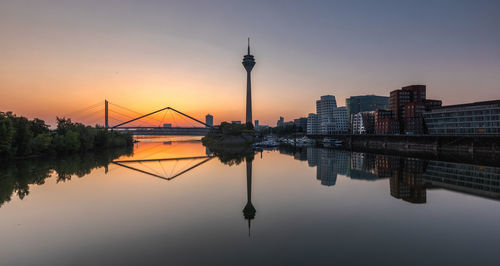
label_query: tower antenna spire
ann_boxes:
[247,37,250,55]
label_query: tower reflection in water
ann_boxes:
[242,156,256,236]
[280,146,500,204]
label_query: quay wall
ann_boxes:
[308,134,500,155]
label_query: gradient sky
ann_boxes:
[1,0,499,126]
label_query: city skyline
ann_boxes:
[1,0,500,126]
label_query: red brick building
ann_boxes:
[387,85,441,134]
[375,109,399,134]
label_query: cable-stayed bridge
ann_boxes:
[63,100,212,135]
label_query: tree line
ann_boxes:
[0,111,133,158]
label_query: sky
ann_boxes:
[1,0,499,126]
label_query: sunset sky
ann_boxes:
[1,0,499,127]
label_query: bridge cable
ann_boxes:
[158,161,169,178]
[109,109,159,127]
[63,101,102,117]
[72,107,105,124]
[139,161,164,177]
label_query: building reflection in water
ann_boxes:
[280,146,500,204]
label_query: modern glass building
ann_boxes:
[346,95,389,117]
[423,100,500,135]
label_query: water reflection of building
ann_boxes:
[423,161,500,199]
[374,155,395,178]
[285,146,500,203]
[389,158,427,204]
[305,148,349,186]
[350,152,378,181]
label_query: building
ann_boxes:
[351,111,375,134]
[375,109,399,134]
[423,100,500,135]
[163,123,172,128]
[277,116,284,127]
[332,107,349,133]
[231,121,242,125]
[390,88,412,121]
[388,85,441,134]
[254,120,259,127]
[205,114,213,127]
[346,95,389,117]
[317,95,337,134]
[307,113,320,135]
[293,117,308,131]
[403,102,426,134]
[306,95,349,135]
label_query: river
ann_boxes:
[0,136,499,265]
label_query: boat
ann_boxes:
[252,136,279,148]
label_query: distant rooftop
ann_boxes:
[348,95,389,98]
[433,100,500,110]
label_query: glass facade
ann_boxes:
[423,101,500,135]
[346,95,389,116]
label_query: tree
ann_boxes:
[8,113,33,156]
[0,113,14,157]
[29,118,50,136]
[31,133,52,154]
[56,117,75,135]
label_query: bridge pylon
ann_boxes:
[105,99,109,129]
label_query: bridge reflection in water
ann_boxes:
[112,156,214,181]
[112,150,258,235]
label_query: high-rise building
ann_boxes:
[307,113,320,135]
[315,95,338,134]
[242,38,256,126]
[346,95,389,117]
[388,85,441,134]
[205,114,213,127]
[308,95,348,135]
[254,120,259,127]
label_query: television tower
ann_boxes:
[242,38,256,125]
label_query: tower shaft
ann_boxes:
[246,71,252,124]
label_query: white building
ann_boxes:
[316,95,337,134]
[332,107,349,133]
[307,113,320,135]
[308,95,349,135]
[351,111,375,134]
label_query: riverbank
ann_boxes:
[1,112,133,160]
[201,122,255,148]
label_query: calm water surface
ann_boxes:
[1,136,499,266]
